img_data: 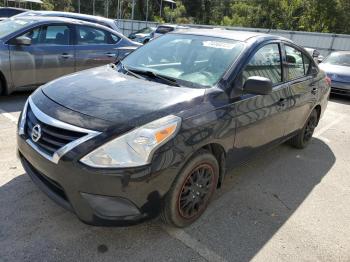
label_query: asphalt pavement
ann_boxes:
[0,93,349,262]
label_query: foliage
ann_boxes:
[1,0,350,34]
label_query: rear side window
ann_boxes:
[155,26,174,34]
[286,45,305,80]
[242,44,282,85]
[111,34,121,43]
[76,25,113,45]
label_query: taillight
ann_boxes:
[325,76,331,86]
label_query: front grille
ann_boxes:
[25,104,87,156]
[24,157,68,201]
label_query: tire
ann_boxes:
[290,109,318,149]
[161,150,219,228]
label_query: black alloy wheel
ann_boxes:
[162,150,219,227]
[177,164,215,219]
[290,109,319,149]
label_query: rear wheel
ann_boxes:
[161,150,219,228]
[290,109,318,149]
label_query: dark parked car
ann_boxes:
[319,51,350,96]
[0,16,140,95]
[128,26,156,44]
[153,24,188,38]
[15,11,121,32]
[18,29,330,227]
[0,7,27,21]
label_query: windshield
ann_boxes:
[0,18,35,38]
[323,53,350,67]
[122,34,245,87]
[155,26,175,34]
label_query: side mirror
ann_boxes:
[11,36,32,46]
[310,67,318,75]
[317,56,324,63]
[312,50,320,58]
[243,76,273,95]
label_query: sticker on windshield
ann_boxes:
[203,41,237,49]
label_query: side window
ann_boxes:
[22,27,40,44]
[77,26,112,45]
[39,25,70,45]
[242,44,282,85]
[286,45,304,80]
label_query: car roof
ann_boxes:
[173,28,288,42]
[9,16,119,33]
[19,11,114,23]
[12,15,95,24]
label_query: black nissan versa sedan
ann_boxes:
[17,29,330,227]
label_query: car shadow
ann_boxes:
[330,93,350,105]
[0,138,335,261]
[185,138,336,261]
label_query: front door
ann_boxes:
[9,24,75,89]
[232,43,292,164]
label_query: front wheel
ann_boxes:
[161,150,219,228]
[290,109,318,149]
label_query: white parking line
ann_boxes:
[0,108,18,124]
[314,115,346,138]
[162,225,228,262]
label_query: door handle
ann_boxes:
[106,52,117,58]
[61,53,73,59]
[277,98,286,107]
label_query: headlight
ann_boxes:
[80,115,181,168]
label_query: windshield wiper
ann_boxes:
[127,68,180,87]
[117,62,145,80]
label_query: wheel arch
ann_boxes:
[314,104,322,125]
[198,143,227,188]
[0,70,8,95]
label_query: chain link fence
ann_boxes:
[116,19,350,56]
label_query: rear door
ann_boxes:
[282,44,319,135]
[74,25,121,71]
[9,23,75,89]
[232,42,293,163]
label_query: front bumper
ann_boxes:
[331,81,350,96]
[18,134,179,226]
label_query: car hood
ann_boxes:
[41,65,205,127]
[319,63,350,75]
